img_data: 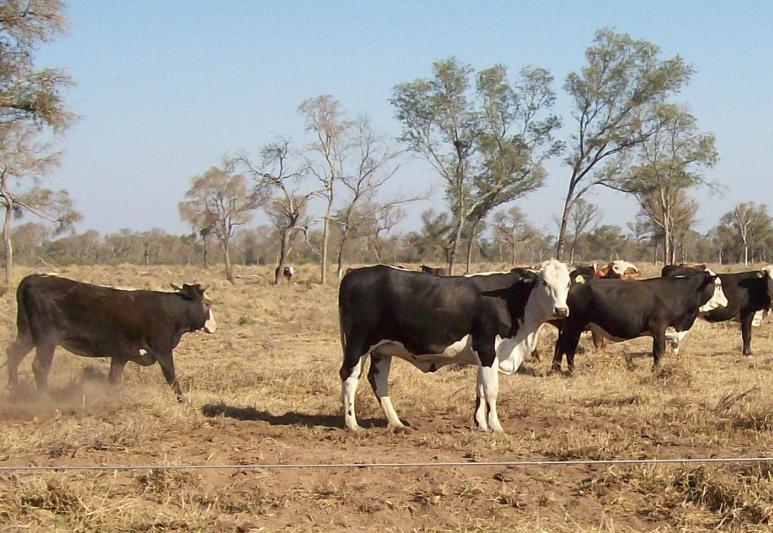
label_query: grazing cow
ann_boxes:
[420,265,449,276]
[338,260,571,432]
[551,270,727,373]
[662,265,773,355]
[6,275,217,399]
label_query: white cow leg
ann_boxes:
[341,355,366,431]
[480,362,503,433]
[367,354,404,429]
[671,330,689,356]
[474,367,489,431]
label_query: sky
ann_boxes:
[35,0,773,237]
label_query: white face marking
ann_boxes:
[204,310,217,334]
[762,266,773,300]
[536,259,571,318]
[609,260,639,277]
[699,278,728,313]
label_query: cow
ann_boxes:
[551,269,728,373]
[275,265,294,282]
[5,275,217,400]
[661,265,773,356]
[596,260,641,280]
[420,265,449,276]
[338,259,571,433]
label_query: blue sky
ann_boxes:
[37,0,773,236]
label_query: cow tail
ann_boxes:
[14,277,32,343]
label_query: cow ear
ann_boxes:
[758,270,766,279]
[519,270,539,284]
[170,283,182,292]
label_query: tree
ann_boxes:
[366,201,406,263]
[603,105,717,264]
[0,123,78,283]
[492,206,531,265]
[298,95,350,284]
[0,0,73,129]
[179,165,258,283]
[237,138,313,285]
[391,59,560,274]
[720,202,771,265]
[587,224,628,260]
[333,117,400,278]
[566,198,599,264]
[555,28,693,259]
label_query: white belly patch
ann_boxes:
[368,336,479,372]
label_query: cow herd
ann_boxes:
[3,260,773,433]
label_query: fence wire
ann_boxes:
[1,456,771,473]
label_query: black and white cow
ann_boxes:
[662,265,773,355]
[6,275,217,399]
[338,260,571,432]
[551,270,728,373]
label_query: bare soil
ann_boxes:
[0,263,771,532]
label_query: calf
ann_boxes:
[551,271,727,373]
[338,260,571,432]
[6,275,217,399]
[662,265,773,355]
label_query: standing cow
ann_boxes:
[338,260,571,432]
[662,265,773,355]
[552,270,727,373]
[6,275,217,399]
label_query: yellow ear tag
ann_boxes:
[575,275,585,284]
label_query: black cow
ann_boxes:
[551,271,727,373]
[662,265,773,355]
[6,275,217,399]
[339,260,571,432]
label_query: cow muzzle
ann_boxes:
[553,307,569,318]
[204,311,217,334]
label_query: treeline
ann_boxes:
[10,199,772,270]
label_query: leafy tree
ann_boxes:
[492,206,531,265]
[587,224,628,261]
[555,28,693,259]
[179,164,259,283]
[719,202,771,265]
[391,58,560,274]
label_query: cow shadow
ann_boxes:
[200,402,387,429]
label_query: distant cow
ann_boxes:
[275,265,294,282]
[6,275,217,400]
[662,265,773,355]
[339,260,571,432]
[420,265,449,276]
[552,270,727,373]
[596,260,641,280]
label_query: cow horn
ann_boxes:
[199,284,209,293]
[170,283,183,291]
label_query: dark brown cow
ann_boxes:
[6,275,216,400]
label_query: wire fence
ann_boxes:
[1,456,771,473]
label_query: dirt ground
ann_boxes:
[0,262,771,532]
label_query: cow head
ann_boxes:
[600,260,640,279]
[534,259,571,319]
[697,269,728,313]
[171,283,217,334]
[759,266,773,299]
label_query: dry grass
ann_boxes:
[0,262,771,531]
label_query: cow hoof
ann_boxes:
[391,425,414,434]
[549,365,562,374]
[743,350,753,357]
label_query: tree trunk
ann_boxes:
[222,238,234,284]
[336,229,349,279]
[320,194,334,284]
[511,238,517,265]
[447,214,464,276]
[555,189,575,260]
[2,192,13,286]
[202,236,209,268]
[274,228,291,285]
[465,235,474,274]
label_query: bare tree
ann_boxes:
[567,198,599,264]
[237,138,313,285]
[0,123,79,284]
[298,95,350,284]
[334,117,401,277]
[492,206,533,265]
[365,201,406,263]
[720,202,770,265]
[179,164,258,283]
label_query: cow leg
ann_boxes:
[652,330,666,373]
[156,351,183,401]
[367,354,404,430]
[592,331,606,351]
[475,345,503,433]
[741,313,754,356]
[668,330,689,356]
[340,340,367,431]
[109,357,127,385]
[555,331,581,374]
[6,336,34,392]
[31,341,56,392]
